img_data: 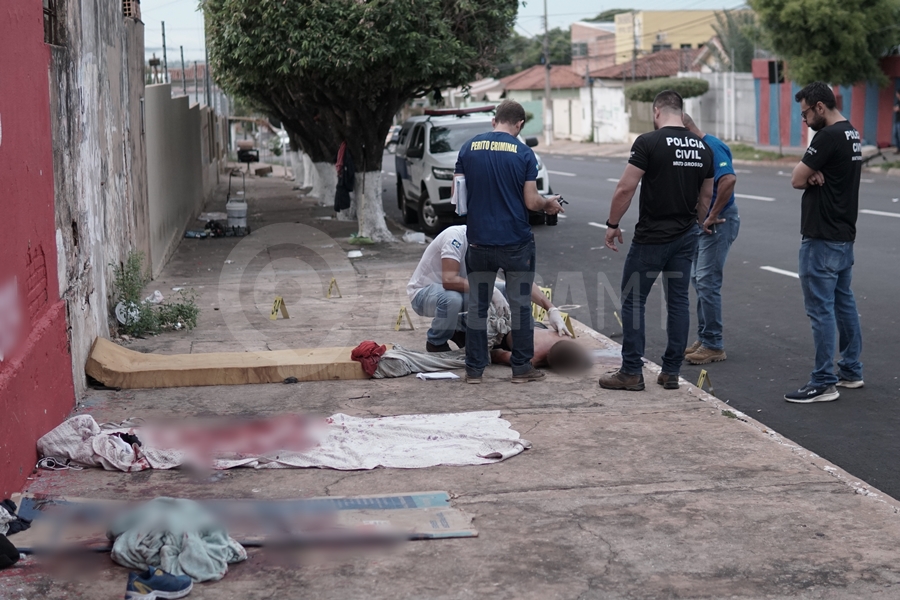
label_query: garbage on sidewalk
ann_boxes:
[402,231,426,244]
[37,411,531,472]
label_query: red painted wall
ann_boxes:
[0,2,76,496]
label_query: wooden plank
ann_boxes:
[85,338,373,389]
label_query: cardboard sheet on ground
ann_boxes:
[86,337,378,389]
[10,491,476,551]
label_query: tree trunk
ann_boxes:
[354,170,394,242]
[313,162,337,208]
[301,153,317,191]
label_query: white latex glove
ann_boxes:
[548,307,573,337]
[491,286,511,320]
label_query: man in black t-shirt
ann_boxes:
[785,82,863,404]
[599,90,714,392]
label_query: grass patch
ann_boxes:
[876,160,900,170]
[728,143,795,161]
[113,251,199,337]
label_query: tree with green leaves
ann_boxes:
[749,0,900,85]
[710,10,758,72]
[205,0,518,241]
[495,27,571,78]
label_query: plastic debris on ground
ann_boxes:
[347,250,363,258]
[402,231,426,244]
[416,372,459,380]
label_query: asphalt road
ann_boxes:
[381,150,900,500]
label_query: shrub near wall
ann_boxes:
[624,77,710,102]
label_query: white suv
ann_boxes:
[394,109,552,235]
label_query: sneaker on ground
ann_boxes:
[835,378,864,389]
[656,372,679,389]
[784,384,840,403]
[511,368,546,383]
[125,568,193,600]
[465,373,482,384]
[685,346,726,365]
[426,341,452,353]
[684,340,701,356]
[598,370,645,391]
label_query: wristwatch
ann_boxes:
[605,220,619,229]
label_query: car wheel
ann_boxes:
[398,181,417,224]
[418,191,442,235]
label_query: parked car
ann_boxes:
[384,125,402,153]
[394,107,552,235]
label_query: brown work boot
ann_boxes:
[598,369,645,391]
[657,372,680,389]
[685,346,727,365]
[684,340,701,356]
[465,372,482,384]
[511,367,546,383]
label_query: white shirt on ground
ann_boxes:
[407,225,468,303]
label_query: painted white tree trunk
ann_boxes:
[301,153,317,191]
[313,161,337,208]
[354,170,394,242]
[288,151,302,182]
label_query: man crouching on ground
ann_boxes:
[407,224,571,352]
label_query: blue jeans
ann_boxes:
[798,238,863,386]
[892,121,900,149]
[691,203,740,350]
[410,283,467,346]
[465,239,535,377]
[620,227,698,375]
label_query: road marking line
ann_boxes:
[386,172,395,176]
[760,266,799,279]
[557,214,567,218]
[734,169,753,174]
[861,178,874,183]
[735,193,775,202]
[606,178,619,183]
[860,209,900,218]
[573,157,585,161]
[548,170,577,177]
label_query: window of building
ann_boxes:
[680,43,692,49]
[571,42,588,57]
[651,43,672,53]
[43,0,63,45]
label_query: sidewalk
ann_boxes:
[3,174,900,599]
[540,139,632,158]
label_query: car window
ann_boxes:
[429,123,492,154]
[409,125,425,152]
[397,123,414,146]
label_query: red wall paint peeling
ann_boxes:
[0,0,76,497]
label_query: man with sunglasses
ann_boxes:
[786,82,863,403]
[455,100,563,384]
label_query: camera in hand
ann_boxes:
[545,196,567,226]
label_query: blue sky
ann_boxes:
[142,0,745,64]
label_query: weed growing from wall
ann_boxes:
[112,252,199,336]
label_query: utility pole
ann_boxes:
[194,61,199,105]
[586,62,595,143]
[161,22,169,83]
[180,46,186,95]
[774,60,782,156]
[542,0,553,146]
[730,46,736,141]
[631,12,637,82]
[204,45,212,108]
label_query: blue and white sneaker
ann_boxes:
[125,568,193,599]
[784,384,840,403]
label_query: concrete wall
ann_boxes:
[582,82,630,143]
[146,84,221,276]
[0,2,76,498]
[682,72,758,143]
[50,3,149,396]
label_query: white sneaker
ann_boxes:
[835,378,864,389]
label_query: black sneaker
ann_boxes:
[784,384,839,403]
[426,341,452,353]
[450,330,467,349]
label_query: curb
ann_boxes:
[571,317,900,513]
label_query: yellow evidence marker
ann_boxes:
[270,296,290,320]
[395,306,415,331]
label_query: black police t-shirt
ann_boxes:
[800,121,862,242]
[628,126,714,244]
